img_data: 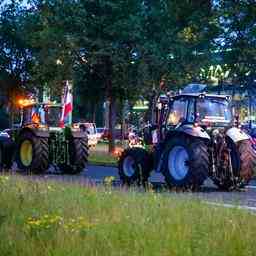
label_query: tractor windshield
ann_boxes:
[196,98,232,125]
[44,106,62,127]
[167,97,188,126]
[21,104,62,127]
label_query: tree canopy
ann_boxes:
[0,0,255,146]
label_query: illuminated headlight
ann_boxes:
[73,123,80,129]
[38,124,48,131]
[71,128,80,132]
[0,132,10,138]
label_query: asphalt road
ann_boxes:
[41,164,256,212]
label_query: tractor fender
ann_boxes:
[226,127,250,143]
[72,131,88,139]
[19,127,49,138]
[176,124,210,140]
[33,129,50,138]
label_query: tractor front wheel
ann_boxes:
[61,137,89,174]
[16,131,49,174]
[118,147,152,186]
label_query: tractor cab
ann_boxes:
[20,101,62,128]
[167,93,232,128]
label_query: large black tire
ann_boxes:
[61,136,89,174]
[238,139,256,182]
[214,139,256,190]
[0,137,15,171]
[16,131,49,174]
[118,147,152,186]
[162,135,209,189]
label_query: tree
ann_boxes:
[20,0,145,152]
[217,0,256,87]
[0,0,34,125]
[0,0,223,140]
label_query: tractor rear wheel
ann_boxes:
[61,137,89,174]
[214,139,256,190]
[162,135,209,190]
[238,139,256,183]
[118,147,152,186]
[16,131,49,174]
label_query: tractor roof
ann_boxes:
[21,102,62,108]
[171,93,231,100]
[175,83,231,100]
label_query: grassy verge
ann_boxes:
[0,175,256,256]
[88,142,119,166]
[88,151,118,166]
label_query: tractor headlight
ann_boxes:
[71,127,80,132]
[0,132,10,138]
[73,123,80,129]
[38,124,48,131]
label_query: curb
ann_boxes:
[88,162,117,168]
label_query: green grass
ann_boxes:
[88,151,117,166]
[1,175,256,256]
[88,142,119,166]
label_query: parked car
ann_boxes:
[75,122,98,147]
[101,128,128,141]
[0,129,11,138]
[96,127,105,140]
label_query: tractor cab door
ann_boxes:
[167,97,190,127]
[166,96,196,129]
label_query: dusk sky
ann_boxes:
[1,0,28,7]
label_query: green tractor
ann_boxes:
[118,84,256,190]
[0,100,88,174]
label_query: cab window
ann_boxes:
[167,98,188,125]
[187,98,195,123]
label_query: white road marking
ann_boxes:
[245,185,256,189]
[206,201,256,212]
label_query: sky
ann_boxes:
[0,0,28,7]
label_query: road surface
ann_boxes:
[40,164,256,211]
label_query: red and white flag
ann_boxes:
[59,80,73,128]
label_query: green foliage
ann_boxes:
[0,0,255,121]
[0,0,33,114]
[137,0,219,90]
[217,0,256,87]
[1,176,256,255]
[0,0,220,99]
